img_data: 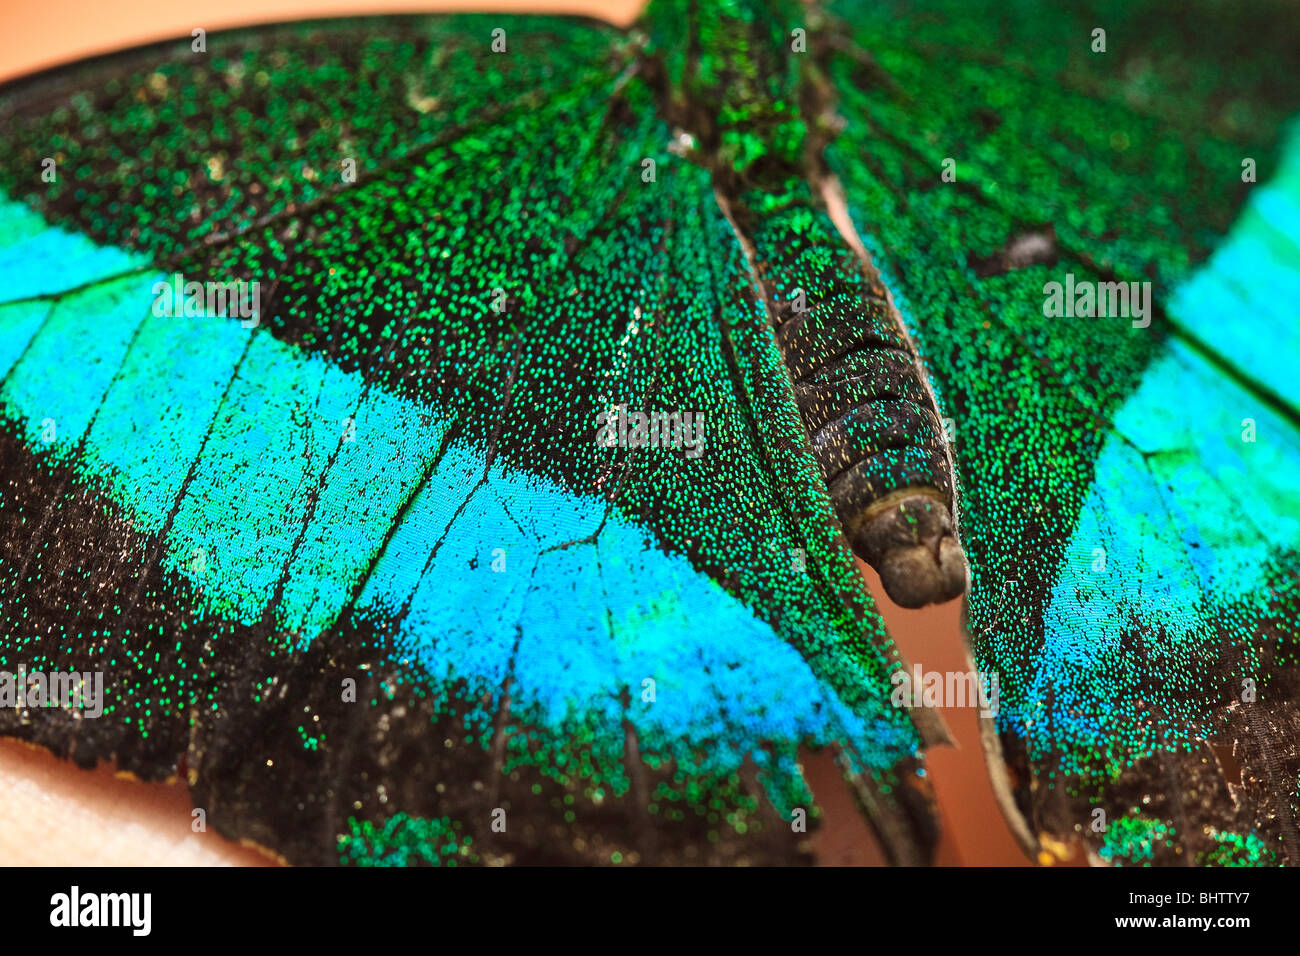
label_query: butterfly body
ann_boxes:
[642,1,968,605]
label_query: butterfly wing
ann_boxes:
[824,0,1300,864]
[0,15,941,864]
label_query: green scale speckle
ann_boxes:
[0,0,1297,867]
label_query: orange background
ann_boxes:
[0,0,641,82]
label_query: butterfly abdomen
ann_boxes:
[736,185,968,607]
[640,3,967,607]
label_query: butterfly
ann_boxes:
[0,0,1296,866]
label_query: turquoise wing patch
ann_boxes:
[0,15,937,865]
[826,0,1300,864]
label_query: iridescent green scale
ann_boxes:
[0,0,1296,866]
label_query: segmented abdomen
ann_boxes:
[735,184,967,607]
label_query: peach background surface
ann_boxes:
[0,0,1043,866]
[0,0,642,82]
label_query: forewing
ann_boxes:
[0,15,937,864]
